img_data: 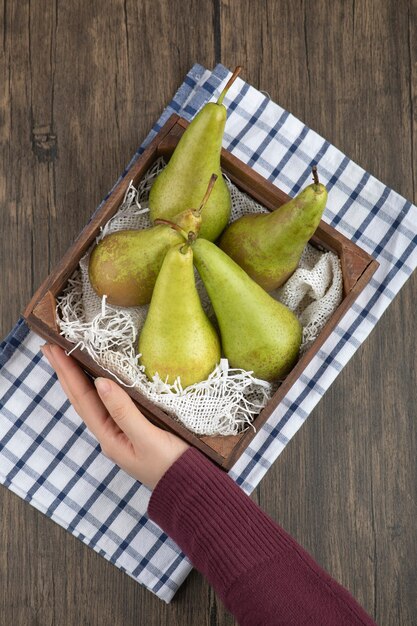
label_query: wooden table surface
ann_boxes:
[1,1,416,624]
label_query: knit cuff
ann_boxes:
[148,447,288,593]
[148,448,377,626]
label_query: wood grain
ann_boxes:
[1,0,416,624]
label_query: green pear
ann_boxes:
[88,176,218,307]
[148,67,242,241]
[219,168,328,290]
[88,206,202,307]
[139,243,221,387]
[192,238,302,381]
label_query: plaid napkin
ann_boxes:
[1,63,417,603]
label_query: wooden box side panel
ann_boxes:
[211,258,379,468]
[23,115,181,320]
[157,119,374,295]
[28,293,225,467]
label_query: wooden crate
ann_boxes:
[23,114,379,470]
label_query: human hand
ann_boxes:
[40,344,190,489]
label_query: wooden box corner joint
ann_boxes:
[32,291,59,332]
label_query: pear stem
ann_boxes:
[312,166,319,186]
[153,218,188,240]
[217,66,242,106]
[187,231,197,244]
[180,232,197,253]
[179,243,189,255]
[196,173,218,215]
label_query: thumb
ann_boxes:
[94,377,154,441]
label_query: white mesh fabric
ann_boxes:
[57,158,342,436]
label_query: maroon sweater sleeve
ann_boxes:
[148,448,377,626]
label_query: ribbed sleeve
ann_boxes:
[148,448,377,626]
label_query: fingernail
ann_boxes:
[95,377,111,396]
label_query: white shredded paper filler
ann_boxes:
[57,158,342,436]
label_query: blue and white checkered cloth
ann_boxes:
[1,64,417,603]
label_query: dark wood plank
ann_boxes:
[220,1,417,624]
[1,1,416,625]
[0,1,218,625]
